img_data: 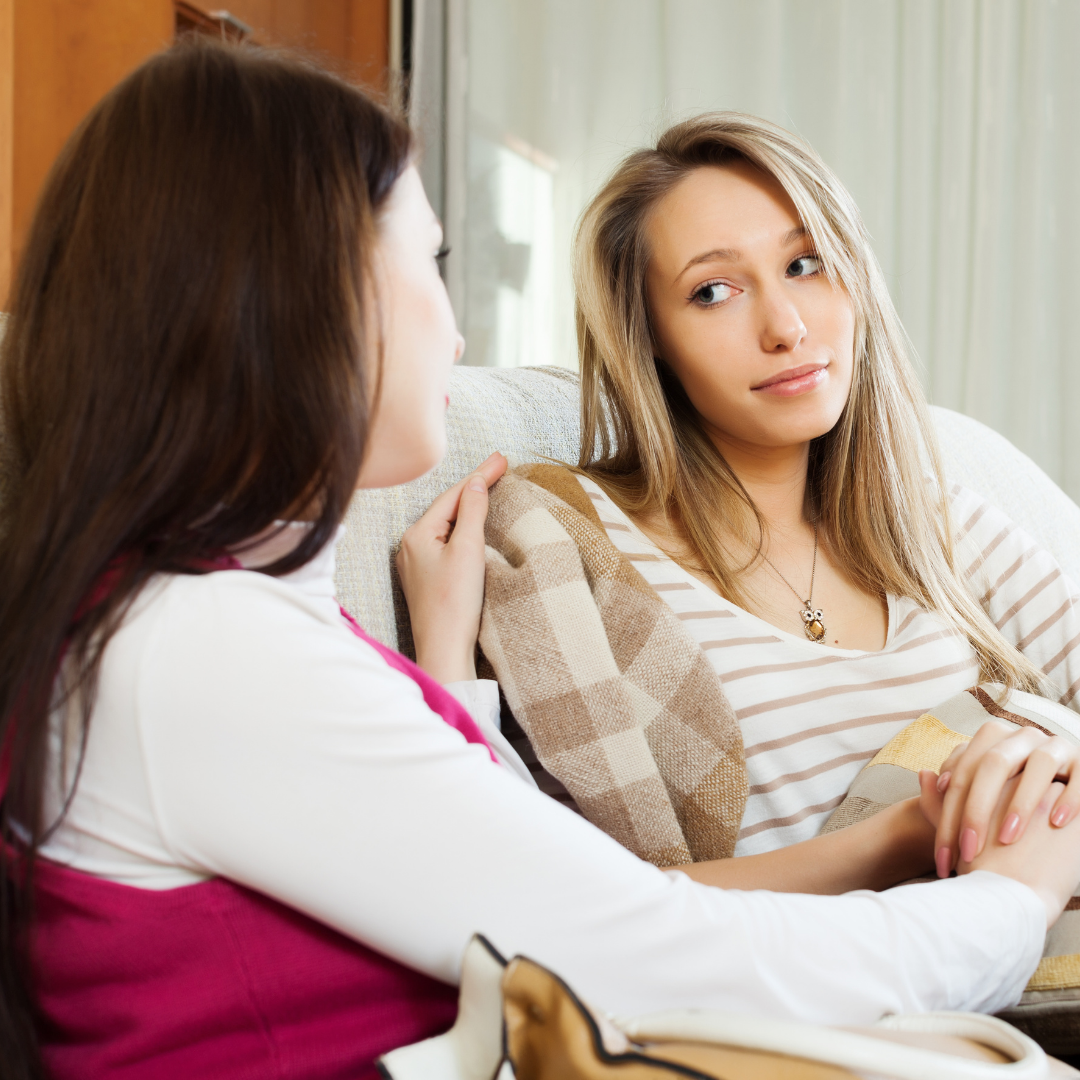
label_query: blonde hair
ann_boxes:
[574,111,1046,693]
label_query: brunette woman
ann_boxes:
[0,43,1076,1080]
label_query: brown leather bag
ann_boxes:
[503,954,1021,1080]
[503,954,856,1079]
[379,935,1059,1080]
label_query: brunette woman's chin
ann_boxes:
[354,432,447,490]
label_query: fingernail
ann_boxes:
[468,476,487,492]
[936,846,951,878]
[999,813,1021,844]
[937,771,951,794]
[1053,805,1073,827]
[960,827,978,864]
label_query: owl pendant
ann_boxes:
[801,606,826,643]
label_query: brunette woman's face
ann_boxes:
[645,161,855,454]
[356,165,463,489]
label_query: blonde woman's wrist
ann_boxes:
[867,798,936,889]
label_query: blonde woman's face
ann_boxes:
[645,161,855,453]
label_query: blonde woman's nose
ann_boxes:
[454,333,466,363]
[759,290,807,353]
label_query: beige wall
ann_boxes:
[0,0,390,307]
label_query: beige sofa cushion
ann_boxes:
[336,366,581,649]
[338,366,1080,650]
[931,407,1080,587]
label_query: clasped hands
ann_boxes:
[918,718,1080,926]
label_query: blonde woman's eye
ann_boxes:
[692,281,735,307]
[787,255,821,278]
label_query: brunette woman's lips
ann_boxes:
[752,363,828,397]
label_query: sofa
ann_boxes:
[340,364,1080,654]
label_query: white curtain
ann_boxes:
[455,0,1080,502]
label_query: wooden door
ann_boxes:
[0,0,390,306]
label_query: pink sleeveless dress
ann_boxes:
[27,578,496,1079]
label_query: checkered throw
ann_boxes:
[479,464,747,866]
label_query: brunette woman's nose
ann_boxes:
[454,333,466,363]
[759,293,806,353]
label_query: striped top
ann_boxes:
[569,475,1080,856]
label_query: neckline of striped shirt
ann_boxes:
[578,474,920,657]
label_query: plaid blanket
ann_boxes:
[479,464,747,866]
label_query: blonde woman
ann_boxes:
[516,112,1080,887]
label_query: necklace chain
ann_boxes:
[761,525,827,643]
[761,523,817,607]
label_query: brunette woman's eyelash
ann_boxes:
[435,245,451,261]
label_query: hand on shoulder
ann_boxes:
[396,453,507,683]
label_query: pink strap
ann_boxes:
[336,606,499,764]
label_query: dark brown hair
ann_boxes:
[0,38,411,1075]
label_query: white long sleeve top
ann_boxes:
[39,529,1046,1024]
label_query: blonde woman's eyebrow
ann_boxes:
[674,247,739,283]
[673,226,809,285]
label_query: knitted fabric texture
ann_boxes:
[479,464,747,866]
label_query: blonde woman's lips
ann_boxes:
[752,363,828,396]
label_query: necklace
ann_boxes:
[761,524,827,643]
